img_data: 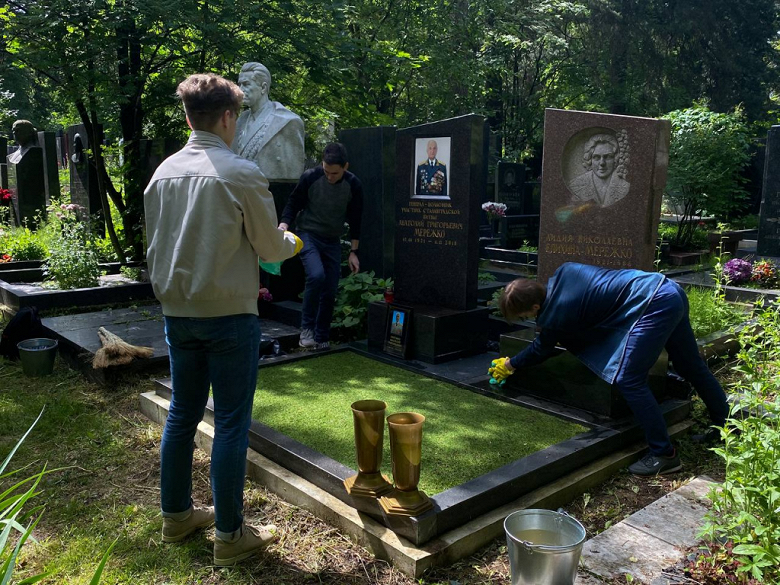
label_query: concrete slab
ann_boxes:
[140,390,694,578]
[582,522,683,583]
[581,476,717,584]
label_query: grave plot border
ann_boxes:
[0,277,155,312]
[152,345,691,545]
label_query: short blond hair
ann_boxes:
[176,74,243,130]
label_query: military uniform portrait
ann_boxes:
[413,137,451,199]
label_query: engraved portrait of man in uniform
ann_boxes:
[567,132,630,208]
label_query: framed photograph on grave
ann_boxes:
[412,136,451,199]
[384,305,412,359]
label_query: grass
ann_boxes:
[254,352,587,495]
[686,286,748,338]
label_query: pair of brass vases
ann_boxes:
[343,400,433,516]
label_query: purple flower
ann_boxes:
[723,258,752,284]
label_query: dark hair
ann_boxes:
[322,142,348,166]
[176,73,243,130]
[499,278,546,321]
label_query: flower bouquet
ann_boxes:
[481,201,508,223]
[722,258,752,284]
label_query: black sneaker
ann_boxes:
[628,450,682,476]
[691,427,722,445]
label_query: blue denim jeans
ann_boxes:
[160,314,260,534]
[616,279,729,456]
[299,231,342,343]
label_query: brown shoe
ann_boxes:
[213,523,277,567]
[162,506,215,543]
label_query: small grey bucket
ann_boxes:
[504,508,587,585]
[17,338,58,377]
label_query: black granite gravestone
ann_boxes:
[67,124,104,231]
[8,146,46,227]
[758,125,780,256]
[0,136,7,190]
[338,126,396,279]
[495,162,525,213]
[368,115,490,363]
[37,131,60,204]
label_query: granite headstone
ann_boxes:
[0,136,7,189]
[37,131,60,204]
[8,146,46,227]
[139,138,182,189]
[338,125,396,278]
[394,114,487,310]
[67,124,104,231]
[757,125,780,256]
[495,162,525,213]
[537,108,671,282]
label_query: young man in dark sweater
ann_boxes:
[278,143,363,349]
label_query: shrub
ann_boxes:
[701,300,780,583]
[663,104,751,249]
[330,271,392,342]
[5,228,47,260]
[43,223,101,289]
[686,286,746,338]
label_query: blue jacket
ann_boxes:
[509,263,665,383]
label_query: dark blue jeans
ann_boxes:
[615,279,729,456]
[160,314,260,534]
[299,231,342,343]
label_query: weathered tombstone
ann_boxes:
[367,114,490,363]
[338,125,397,279]
[0,135,7,189]
[537,109,671,282]
[7,121,46,227]
[37,131,60,204]
[67,124,104,232]
[757,125,780,256]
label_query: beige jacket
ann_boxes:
[144,131,297,317]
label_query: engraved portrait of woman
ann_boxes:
[567,132,630,208]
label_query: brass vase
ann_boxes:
[343,399,393,498]
[379,412,433,516]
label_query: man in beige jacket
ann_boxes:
[145,73,302,566]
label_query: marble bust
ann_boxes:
[232,62,305,181]
[7,120,37,165]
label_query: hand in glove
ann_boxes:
[286,231,304,255]
[488,357,514,386]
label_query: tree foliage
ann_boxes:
[1,0,778,248]
[663,103,752,247]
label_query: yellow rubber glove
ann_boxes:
[488,357,514,386]
[287,231,304,255]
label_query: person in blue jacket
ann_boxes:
[488,262,730,476]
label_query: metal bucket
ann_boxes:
[504,509,587,585]
[17,338,58,377]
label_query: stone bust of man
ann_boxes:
[232,62,305,181]
[8,120,38,165]
[568,133,630,208]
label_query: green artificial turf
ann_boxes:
[254,352,587,495]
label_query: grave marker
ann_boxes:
[757,125,780,256]
[537,109,670,282]
[37,131,60,204]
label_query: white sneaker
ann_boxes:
[299,328,315,348]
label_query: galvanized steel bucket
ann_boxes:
[504,509,586,585]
